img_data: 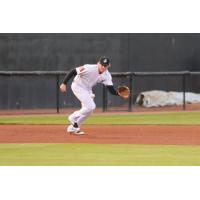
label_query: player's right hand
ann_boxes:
[60,83,67,93]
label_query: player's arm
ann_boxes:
[60,68,77,92]
[106,85,119,96]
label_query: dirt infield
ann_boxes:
[0,125,200,145]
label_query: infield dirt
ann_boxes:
[0,124,200,145]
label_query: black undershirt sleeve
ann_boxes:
[106,85,119,96]
[62,68,77,84]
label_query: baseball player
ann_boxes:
[60,57,121,135]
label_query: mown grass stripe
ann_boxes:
[0,143,200,166]
[0,111,200,125]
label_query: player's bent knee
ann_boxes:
[87,104,96,112]
[91,104,96,110]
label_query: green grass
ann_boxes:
[0,111,200,125]
[1,111,200,166]
[1,143,200,166]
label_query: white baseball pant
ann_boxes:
[69,82,96,126]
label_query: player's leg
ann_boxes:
[67,83,96,134]
[71,83,96,125]
[76,100,96,125]
[68,96,95,124]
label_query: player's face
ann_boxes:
[98,62,109,74]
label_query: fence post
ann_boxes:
[128,74,133,111]
[182,74,186,110]
[56,75,60,113]
[102,85,107,112]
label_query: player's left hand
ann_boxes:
[60,83,67,93]
[117,85,130,99]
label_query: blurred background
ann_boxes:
[0,33,200,113]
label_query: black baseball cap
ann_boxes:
[99,57,110,67]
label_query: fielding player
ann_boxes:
[60,57,128,135]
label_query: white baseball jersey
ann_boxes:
[73,64,113,89]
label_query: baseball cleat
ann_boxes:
[70,130,85,135]
[67,125,85,135]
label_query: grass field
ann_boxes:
[0,111,200,166]
[1,143,200,166]
[0,111,200,125]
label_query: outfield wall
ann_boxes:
[0,33,200,110]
